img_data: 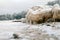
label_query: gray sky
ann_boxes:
[0,0,54,14]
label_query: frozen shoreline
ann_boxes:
[0,21,60,40]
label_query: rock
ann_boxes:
[46,24,51,26]
[13,34,19,39]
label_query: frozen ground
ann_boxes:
[0,21,60,40]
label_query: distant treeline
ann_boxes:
[47,0,60,6]
[0,11,27,20]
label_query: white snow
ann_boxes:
[0,21,60,40]
[29,5,52,14]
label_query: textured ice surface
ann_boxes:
[0,21,60,40]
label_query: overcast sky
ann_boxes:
[0,0,54,14]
